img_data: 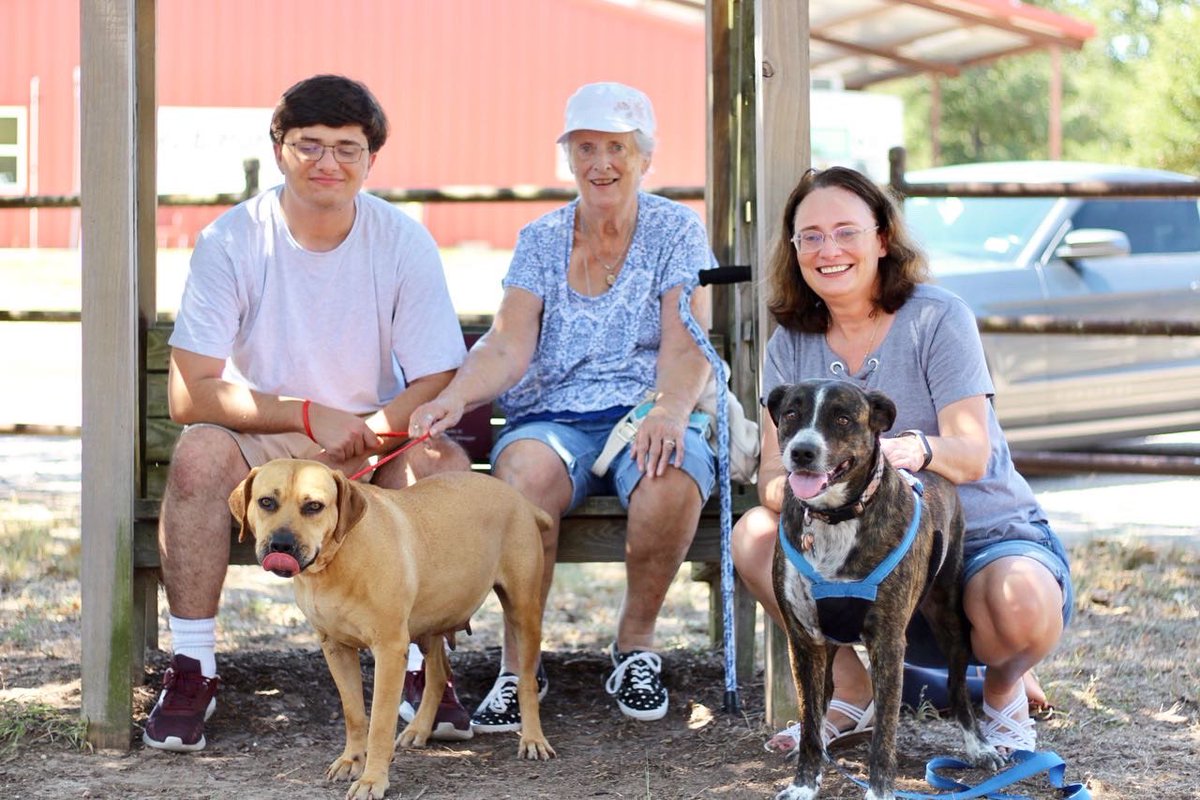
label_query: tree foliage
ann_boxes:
[887,0,1200,174]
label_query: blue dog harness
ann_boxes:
[778,472,935,645]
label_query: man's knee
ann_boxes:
[374,436,471,487]
[415,436,472,474]
[166,426,250,500]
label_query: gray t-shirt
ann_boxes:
[762,283,1050,556]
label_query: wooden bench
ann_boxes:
[131,323,758,681]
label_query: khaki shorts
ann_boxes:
[186,422,373,478]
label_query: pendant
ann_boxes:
[605,273,616,286]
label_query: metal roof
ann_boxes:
[811,0,1096,89]
[661,0,1096,89]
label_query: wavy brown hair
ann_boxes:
[766,166,929,333]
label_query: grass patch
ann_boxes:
[0,519,80,588]
[0,699,88,755]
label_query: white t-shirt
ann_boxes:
[170,187,466,415]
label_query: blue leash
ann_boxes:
[677,282,738,712]
[832,749,1090,799]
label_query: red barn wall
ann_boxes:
[1,0,707,249]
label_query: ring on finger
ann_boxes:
[663,439,676,449]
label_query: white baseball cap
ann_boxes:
[556,82,657,144]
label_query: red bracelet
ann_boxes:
[301,399,317,442]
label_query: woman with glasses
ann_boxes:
[407,82,717,732]
[731,166,1073,758]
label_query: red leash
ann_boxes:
[348,432,432,481]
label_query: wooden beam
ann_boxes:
[898,0,1089,50]
[80,0,155,751]
[755,0,809,728]
[931,73,942,166]
[811,32,961,78]
[1049,44,1062,160]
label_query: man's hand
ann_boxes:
[304,401,382,462]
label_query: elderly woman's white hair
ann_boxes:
[556,81,657,158]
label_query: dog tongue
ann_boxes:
[262,552,300,578]
[788,471,829,500]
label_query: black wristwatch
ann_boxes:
[898,429,933,470]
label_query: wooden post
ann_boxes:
[80,0,156,750]
[754,0,809,729]
[930,75,942,167]
[707,0,761,686]
[1048,45,1062,160]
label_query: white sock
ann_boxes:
[169,615,218,678]
[406,642,424,672]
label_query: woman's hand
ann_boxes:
[408,395,466,439]
[880,434,928,473]
[631,404,688,477]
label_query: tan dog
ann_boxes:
[229,460,556,800]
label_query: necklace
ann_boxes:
[859,310,883,369]
[579,213,635,293]
[828,309,883,379]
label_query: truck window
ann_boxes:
[1071,198,1200,254]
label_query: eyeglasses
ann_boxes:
[283,140,366,164]
[791,225,878,254]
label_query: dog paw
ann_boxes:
[325,751,366,782]
[394,723,430,749]
[775,782,818,800]
[344,774,389,800]
[517,735,557,761]
[963,734,1006,771]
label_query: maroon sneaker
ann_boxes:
[397,663,473,741]
[142,654,221,752]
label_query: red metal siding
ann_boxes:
[1,0,80,247]
[2,0,707,248]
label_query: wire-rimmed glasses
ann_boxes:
[791,225,878,254]
[283,140,366,164]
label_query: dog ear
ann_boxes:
[866,390,897,435]
[766,384,790,426]
[332,469,367,542]
[228,467,260,543]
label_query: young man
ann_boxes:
[143,74,473,752]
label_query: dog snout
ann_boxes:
[267,530,300,557]
[782,431,825,472]
[788,443,820,469]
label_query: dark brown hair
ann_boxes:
[766,166,929,333]
[270,74,389,153]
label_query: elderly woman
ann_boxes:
[408,82,716,731]
[732,166,1073,757]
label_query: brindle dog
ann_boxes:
[767,380,1003,800]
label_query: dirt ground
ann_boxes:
[2,439,1199,799]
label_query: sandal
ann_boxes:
[982,688,1036,756]
[764,699,875,756]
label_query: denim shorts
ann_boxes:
[905,520,1074,667]
[491,417,716,512]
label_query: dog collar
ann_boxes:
[798,441,887,529]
